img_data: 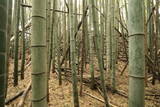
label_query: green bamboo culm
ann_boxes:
[124,0,128,20]
[79,0,87,96]
[57,17,62,85]
[5,0,13,98]
[0,0,8,106]
[89,0,110,107]
[31,0,47,106]
[49,0,57,76]
[69,0,80,106]
[46,0,51,74]
[111,0,119,91]
[13,0,21,86]
[46,0,51,102]
[111,0,116,90]
[50,0,57,74]
[88,13,95,89]
[155,1,160,50]
[20,0,25,80]
[106,0,111,75]
[128,0,145,106]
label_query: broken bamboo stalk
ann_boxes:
[83,92,118,107]
[18,82,31,107]
[5,91,24,105]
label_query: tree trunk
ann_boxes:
[0,0,8,106]
[31,0,47,106]
[128,0,145,106]
[50,0,58,74]
[69,0,79,106]
[88,12,95,89]
[13,0,21,86]
[20,0,26,80]
[90,0,110,106]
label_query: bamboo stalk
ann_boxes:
[0,0,8,106]
[128,0,145,106]
[31,0,47,106]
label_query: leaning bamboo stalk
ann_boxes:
[89,0,110,107]
[60,7,88,67]
[5,91,24,105]
[13,0,21,86]
[18,82,31,107]
[83,92,118,107]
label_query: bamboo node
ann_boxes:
[31,95,47,102]
[129,33,145,37]
[32,15,46,20]
[31,72,46,75]
[31,45,46,48]
[128,74,145,79]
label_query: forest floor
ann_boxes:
[5,58,160,107]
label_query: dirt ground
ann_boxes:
[5,59,160,107]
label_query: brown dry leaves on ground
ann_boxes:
[6,60,160,107]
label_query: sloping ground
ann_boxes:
[6,59,160,107]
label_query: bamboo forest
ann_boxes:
[1,0,160,107]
